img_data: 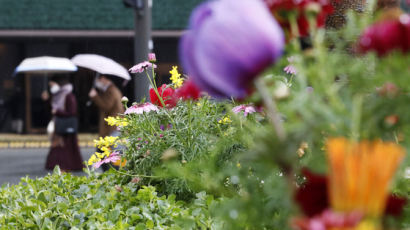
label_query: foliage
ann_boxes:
[84,7,409,229]
[145,6,410,230]
[117,97,254,199]
[4,2,409,229]
[0,167,222,229]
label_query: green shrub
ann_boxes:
[0,167,222,229]
[115,98,254,199]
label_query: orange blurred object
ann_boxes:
[113,158,127,168]
[326,138,405,219]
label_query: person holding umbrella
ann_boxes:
[42,75,83,171]
[71,54,130,171]
[89,75,124,171]
[14,56,81,171]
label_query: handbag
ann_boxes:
[47,120,55,135]
[54,117,78,135]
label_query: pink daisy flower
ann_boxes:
[125,102,159,115]
[232,104,256,117]
[284,65,297,75]
[93,152,121,169]
[129,61,157,73]
[284,56,297,75]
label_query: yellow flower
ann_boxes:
[105,136,119,146]
[100,146,110,154]
[326,138,405,219]
[91,136,119,165]
[169,66,183,88]
[218,115,232,124]
[95,152,104,159]
[105,116,128,127]
[105,116,117,126]
[87,154,98,166]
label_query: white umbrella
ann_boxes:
[15,56,78,74]
[71,54,131,80]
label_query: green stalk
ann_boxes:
[254,78,286,141]
[110,164,160,178]
[351,95,363,141]
[143,112,157,135]
[187,100,192,155]
[145,71,166,108]
[289,13,301,51]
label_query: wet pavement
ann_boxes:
[0,147,95,186]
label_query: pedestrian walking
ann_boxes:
[89,75,124,171]
[42,76,83,171]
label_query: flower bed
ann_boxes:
[0,168,221,229]
[1,0,410,229]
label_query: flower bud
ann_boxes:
[305,2,321,15]
[148,53,156,63]
[121,96,129,103]
[121,96,128,109]
[131,177,141,183]
[114,185,123,192]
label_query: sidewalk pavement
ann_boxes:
[0,133,98,149]
[0,147,97,186]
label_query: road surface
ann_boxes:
[0,148,96,186]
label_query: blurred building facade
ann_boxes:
[0,0,203,133]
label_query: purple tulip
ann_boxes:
[180,0,285,98]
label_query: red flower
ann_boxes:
[149,84,176,108]
[385,195,407,217]
[358,14,410,56]
[175,79,201,101]
[295,168,329,217]
[265,0,334,37]
[294,168,407,217]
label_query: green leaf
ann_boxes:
[53,166,61,176]
[108,209,120,222]
[145,219,154,229]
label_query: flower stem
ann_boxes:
[289,14,301,51]
[351,95,363,141]
[143,112,157,135]
[110,164,160,178]
[144,67,178,140]
[145,71,166,108]
[254,78,286,141]
[187,100,192,154]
